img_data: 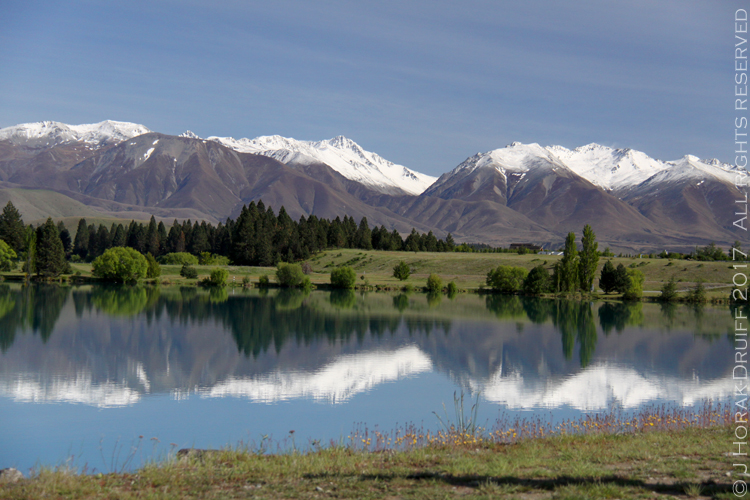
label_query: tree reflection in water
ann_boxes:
[0,284,70,350]
[0,285,734,368]
[597,302,644,335]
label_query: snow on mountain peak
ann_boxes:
[547,143,669,191]
[452,142,563,177]
[0,120,150,149]
[440,140,741,193]
[208,134,437,195]
[179,130,201,139]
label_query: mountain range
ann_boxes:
[0,120,746,252]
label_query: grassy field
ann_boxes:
[54,249,740,301]
[0,425,735,499]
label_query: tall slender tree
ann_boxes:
[558,232,580,292]
[579,224,599,292]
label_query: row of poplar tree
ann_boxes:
[0,200,458,270]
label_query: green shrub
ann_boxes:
[276,263,305,287]
[522,265,551,295]
[622,269,644,300]
[198,252,230,266]
[447,281,458,297]
[330,266,357,289]
[146,253,161,279]
[180,263,198,279]
[92,247,148,283]
[258,274,270,287]
[486,265,528,293]
[0,239,17,272]
[426,273,442,292]
[207,268,228,287]
[159,252,199,266]
[393,261,410,281]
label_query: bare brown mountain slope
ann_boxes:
[1,130,746,252]
[422,146,675,248]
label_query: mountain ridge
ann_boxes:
[0,120,746,252]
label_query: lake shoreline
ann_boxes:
[0,425,733,499]
[1,248,741,304]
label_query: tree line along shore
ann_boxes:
[0,200,743,303]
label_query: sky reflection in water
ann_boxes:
[0,284,734,473]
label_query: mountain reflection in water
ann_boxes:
[0,284,734,411]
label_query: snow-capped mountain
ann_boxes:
[0,120,151,149]
[449,141,569,176]
[547,143,669,191]
[432,141,745,194]
[208,134,437,196]
[423,141,582,202]
[547,143,745,191]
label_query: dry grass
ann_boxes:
[0,403,735,499]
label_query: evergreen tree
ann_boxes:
[57,221,72,257]
[111,224,127,247]
[354,217,373,250]
[231,206,255,264]
[0,201,26,253]
[343,216,357,248]
[95,224,110,258]
[35,218,66,277]
[579,224,599,292]
[214,222,231,256]
[613,264,631,294]
[315,217,329,249]
[390,229,404,251]
[145,216,160,256]
[659,277,678,302]
[166,220,181,253]
[404,229,420,252]
[328,218,346,248]
[176,231,186,253]
[190,222,210,254]
[156,221,168,255]
[599,260,617,294]
[86,224,98,260]
[126,221,146,253]
[445,233,455,252]
[424,230,438,252]
[73,218,89,259]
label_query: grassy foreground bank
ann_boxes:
[0,426,735,499]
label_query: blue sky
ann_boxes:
[0,1,738,175]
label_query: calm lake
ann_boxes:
[0,284,734,474]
